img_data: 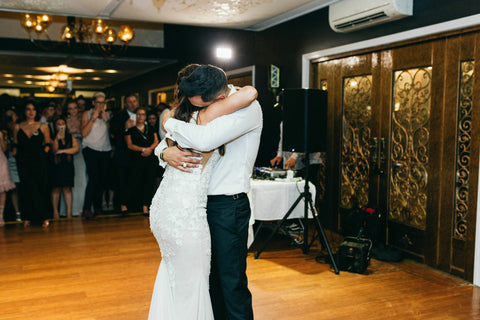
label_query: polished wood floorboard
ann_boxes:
[1,216,479,320]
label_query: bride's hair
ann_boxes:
[172,64,225,156]
[173,64,201,123]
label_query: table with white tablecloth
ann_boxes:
[247,179,315,246]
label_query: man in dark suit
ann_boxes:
[110,93,138,215]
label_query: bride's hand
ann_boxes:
[163,145,201,173]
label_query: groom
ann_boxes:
[157,64,262,319]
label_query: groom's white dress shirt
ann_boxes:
[155,85,263,196]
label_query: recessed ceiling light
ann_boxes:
[85,69,95,73]
[25,81,33,84]
[92,77,101,80]
[73,76,83,80]
[7,80,14,84]
[4,74,14,77]
[105,69,118,73]
[25,75,33,78]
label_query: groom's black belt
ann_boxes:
[208,193,247,201]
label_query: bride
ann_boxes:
[148,64,258,320]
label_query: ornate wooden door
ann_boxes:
[312,30,480,280]
[383,42,438,262]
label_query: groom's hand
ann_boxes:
[163,146,201,173]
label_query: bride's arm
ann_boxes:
[161,110,175,134]
[197,86,257,125]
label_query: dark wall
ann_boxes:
[107,24,256,104]
[254,0,480,89]
[108,0,480,165]
[253,0,480,165]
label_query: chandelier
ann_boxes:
[20,13,135,57]
[45,69,69,92]
[21,13,52,34]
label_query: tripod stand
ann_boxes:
[254,89,339,274]
[254,151,339,274]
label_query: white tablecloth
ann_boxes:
[248,179,315,221]
[247,179,315,246]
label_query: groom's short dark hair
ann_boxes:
[179,65,228,102]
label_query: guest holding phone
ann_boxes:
[81,92,111,219]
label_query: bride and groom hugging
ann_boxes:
[148,64,263,320]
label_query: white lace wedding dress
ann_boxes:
[148,144,220,320]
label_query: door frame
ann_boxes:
[301,14,480,286]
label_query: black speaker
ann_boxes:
[282,89,327,153]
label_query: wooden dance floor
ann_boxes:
[1,216,479,320]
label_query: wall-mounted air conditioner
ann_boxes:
[329,0,413,33]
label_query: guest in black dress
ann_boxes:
[147,110,163,187]
[12,102,52,227]
[51,116,79,219]
[123,107,159,216]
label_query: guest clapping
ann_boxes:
[51,117,79,219]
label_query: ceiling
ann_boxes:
[0,50,175,91]
[0,0,339,92]
[1,0,338,30]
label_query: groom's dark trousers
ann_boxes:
[207,193,254,320]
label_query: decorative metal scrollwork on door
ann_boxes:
[389,67,432,229]
[340,75,372,208]
[454,60,475,241]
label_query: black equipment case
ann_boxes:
[336,236,372,274]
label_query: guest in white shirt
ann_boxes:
[157,65,262,320]
[80,92,111,219]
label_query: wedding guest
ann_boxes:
[0,129,15,227]
[124,107,159,216]
[12,102,51,228]
[40,101,56,133]
[5,108,21,221]
[66,100,87,216]
[147,109,159,132]
[110,93,137,213]
[81,92,111,219]
[147,110,163,187]
[75,95,87,114]
[51,117,79,219]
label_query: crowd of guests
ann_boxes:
[0,92,171,227]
